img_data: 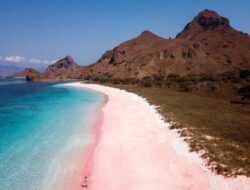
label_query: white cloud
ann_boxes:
[43,60,50,64]
[4,56,26,63]
[0,55,56,66]
[29,58,42,64]
[50,59,58,64]
[28,58,50,65]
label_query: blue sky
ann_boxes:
[0,0,250,68]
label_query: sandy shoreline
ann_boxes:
[67,82,249,190]
[46,85,107,190]
[81,91,108,189]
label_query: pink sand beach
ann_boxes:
[65,82,250,190]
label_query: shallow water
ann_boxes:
[0,79,103,190]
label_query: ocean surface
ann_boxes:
[0,78,103,190]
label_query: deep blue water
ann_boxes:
[0,78,103,190]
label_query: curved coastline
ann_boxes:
[66,82,250,190]
[81,90,108,189]
[47,83,107,190]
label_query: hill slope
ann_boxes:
[25,56,85,81]
[24,9,250,84]
[88,9,250,79]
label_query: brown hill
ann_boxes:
[45,56,79,75]
[88,30,168,79]
[12,68,35,77]
[27,9,250,83]
[44,55,83,79]
[12,68,42,80]
[88,9,250,79]
[26,56,85,81]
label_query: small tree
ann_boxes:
[179,81,194,92]
[238,85,250,100]
[239,70,250,80]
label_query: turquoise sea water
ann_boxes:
[0,79,103,190]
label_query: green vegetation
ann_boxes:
[85,69,248,84]
[239,70,250,80]
[84,70,250,103]
[238,85,250,100]
[108,84,250,177]
[178,81,194,92]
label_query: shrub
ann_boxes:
[179,81,194,92]
[141,76,153,87]
[201,74,221,82]
[208,82,218,92]
[152,74,165,81]
[152,74,165,87]
[220,71,236,82]
[123,78,137,85]
[167,74,180,81]
[143,81,153,87]
[239,70,250,80]
[176,77,187,83]
[164,81,173,88]
[238,85,250,100]
[82,74,92,80]
[187,74,201,84]
[112,78,122,84]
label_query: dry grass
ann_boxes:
[110,84,250,177]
